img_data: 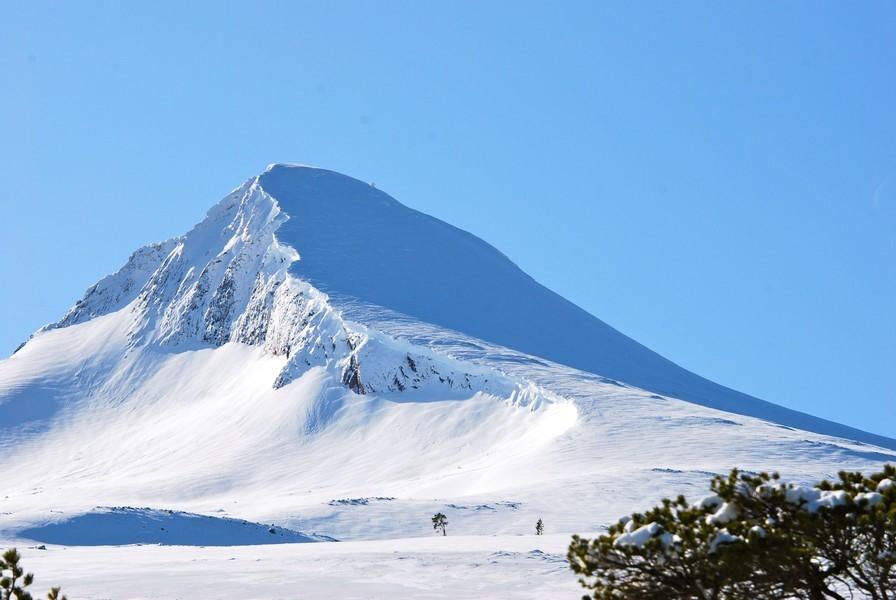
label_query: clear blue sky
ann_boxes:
[2,2,894,437]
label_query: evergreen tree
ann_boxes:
[536,518,544,535]
[568,465,896,599]
[432,512,448,536]
[0,548,66,600]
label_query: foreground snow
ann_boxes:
[8,535,578,600]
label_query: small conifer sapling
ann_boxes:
[432,512,448,536]
[0,548,67,600]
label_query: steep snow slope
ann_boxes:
[0,164,893,599]
[258,164,894,448]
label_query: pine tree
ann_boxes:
[568,465,896,599]
[536,518,544,535]
[0,548,67,600]
[432,512,448,536]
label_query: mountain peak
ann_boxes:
[258,162,396,210]
[264,162,318,171]
[15,165,896,450]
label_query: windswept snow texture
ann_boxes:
[0,164,894,598]
[260,164,894,449]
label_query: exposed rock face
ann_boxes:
[43,177,545,403]
[50,240,178,330]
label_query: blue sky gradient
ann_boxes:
[2,1,894,436]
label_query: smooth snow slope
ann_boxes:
[260,164,893,448]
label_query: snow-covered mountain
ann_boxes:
[1,164,893,598]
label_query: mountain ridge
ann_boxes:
[16,162,893,449]
[35,174,551,405]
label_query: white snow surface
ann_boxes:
[613,522,663,548]
[1,164,895,599]
[706,501,739,525]
[709,529,743,553]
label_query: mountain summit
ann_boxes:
[1,165,893,548]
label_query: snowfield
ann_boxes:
[1,164,893,598]
[15,535,579,600]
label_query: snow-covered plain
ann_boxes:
[15,535,578,600]
[1,164,894,598]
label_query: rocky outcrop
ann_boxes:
[42,177,553,405]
